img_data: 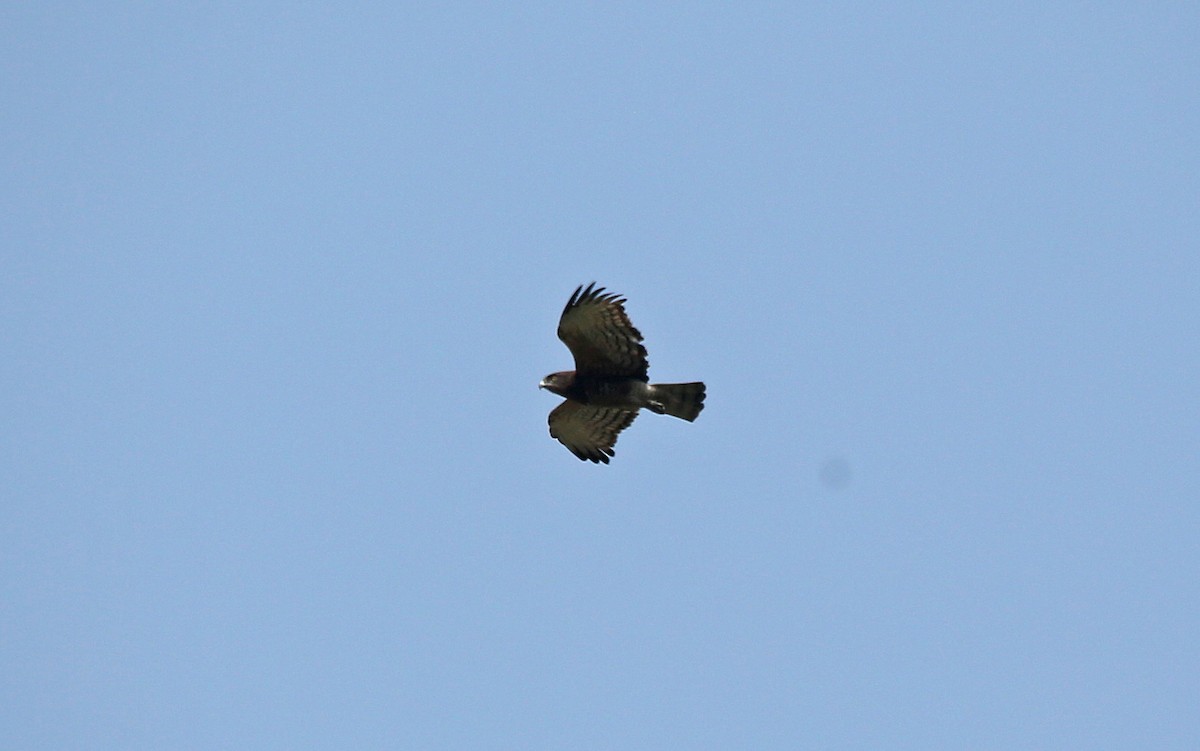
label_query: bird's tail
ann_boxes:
[650,382,706,422]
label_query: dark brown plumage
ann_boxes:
[540,283,705,464]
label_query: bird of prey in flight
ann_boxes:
[540,283,705,464]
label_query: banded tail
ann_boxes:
[650,382,706,422]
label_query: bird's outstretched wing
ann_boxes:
[557,282,649,380]
[548,401,638,464]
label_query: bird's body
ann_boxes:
[540,283,705,463]
[541,372,648,408]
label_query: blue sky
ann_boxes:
[3,3,1197,748]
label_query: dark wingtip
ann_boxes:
[565,282,600,314]
[569,444,613,464]
[565,284,583,312]
[569,445,603,463]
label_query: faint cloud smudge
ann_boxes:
[819,457,852,490]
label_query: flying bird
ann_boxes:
[540,283,706,463]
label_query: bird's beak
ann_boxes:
[538,380,547,390]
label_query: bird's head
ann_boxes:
[539,371,574,397]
